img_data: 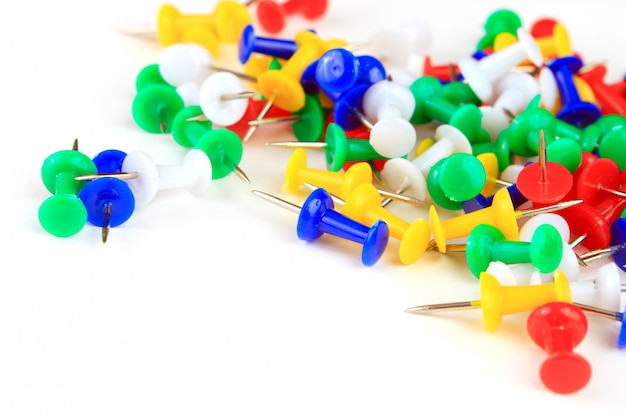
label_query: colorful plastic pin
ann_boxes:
[78,177,135,243]
[267,123,387,172]
[429,186,581,253]
[426,152,487,211]
[252,188,389,266]
[459,28,543,102]
[254,0,328,34]
[548,56,602,128]
[516,130,573,205]
[404,271,572,332]
[361,79,417,158]
[575,302,626,349]
[78,149,213,207]
[197,71,258,126]
[38,149,98,237]
[575,157,626,206]
[238,23,299,64]
[409,76,485,143]
[465,223,563,278]
[526,301,591,394]
[156,1,252,46]
[341,182,431,264]
[282,148,424,206]
[476,9,523,51]
[172,106,250,182]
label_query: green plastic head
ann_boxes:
[132,84,184,133]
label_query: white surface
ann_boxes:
[5,0,626,415]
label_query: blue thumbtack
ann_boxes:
[252,188,389,266]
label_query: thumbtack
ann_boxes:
[172,106,250,182]
[132,80,184,134]
[267,123,387,172]
[340,182,431,264]
[282,148,424,206]
[526,301,591,394]
[78,177,135,243]
[465,223,563,278]
[252,188,389,266]
[547,55,602,128]
[516,129,573,205]
[154,1,252,46]
[575,157,626,206]
[362,79,417,158]
[254,0,328,34]
[574,302,626,349]
[197,71,258,126]
[428,184,582,253]
[38,149,98,237]
[404,271,572,332]
[238,23,299,64]
[409,76,485,143]
[459,28,544,102]
[77,150,213,206]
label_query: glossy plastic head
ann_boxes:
[78,177,135,228]
[38,150,98,237]
[93,149,127,173]
[132,84,184,134]
[526,302,591,394]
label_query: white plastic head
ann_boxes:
[159,43,213,87]
[362,80,416,121]
[369,118,417,158]
[380,157,427,201]
[199,71,249,126]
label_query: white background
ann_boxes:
[3,0,626,415]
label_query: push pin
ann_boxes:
[172,106,250,182]
[426,152,487,211]
[282,148,425,206]
[516,129,573,205]
[465,223,563,278]
[254,0,328,34]
[78,177,135,243]
[38,149,98,237]
[361,79,418,158]
[609,217,626,272]
[252,188,389,266]
[574,302,626,349]
[548,55,602,128]
[196,71,258,126]
[404,271,572,332]
[267,122,387,172]
[429,186,581,253]
[409,76,485,143]
[340,182,431,264]
[132,82,184,134]
[151,1,252,46]
[575,157,626,206]
[238,23,299,64]
[77,149,213,206]
[526,301,591,394]
[459,28,544,103]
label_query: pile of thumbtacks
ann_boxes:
[37,0,626,395]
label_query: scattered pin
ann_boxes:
[405,271,572,332]
[252,188,389,266]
